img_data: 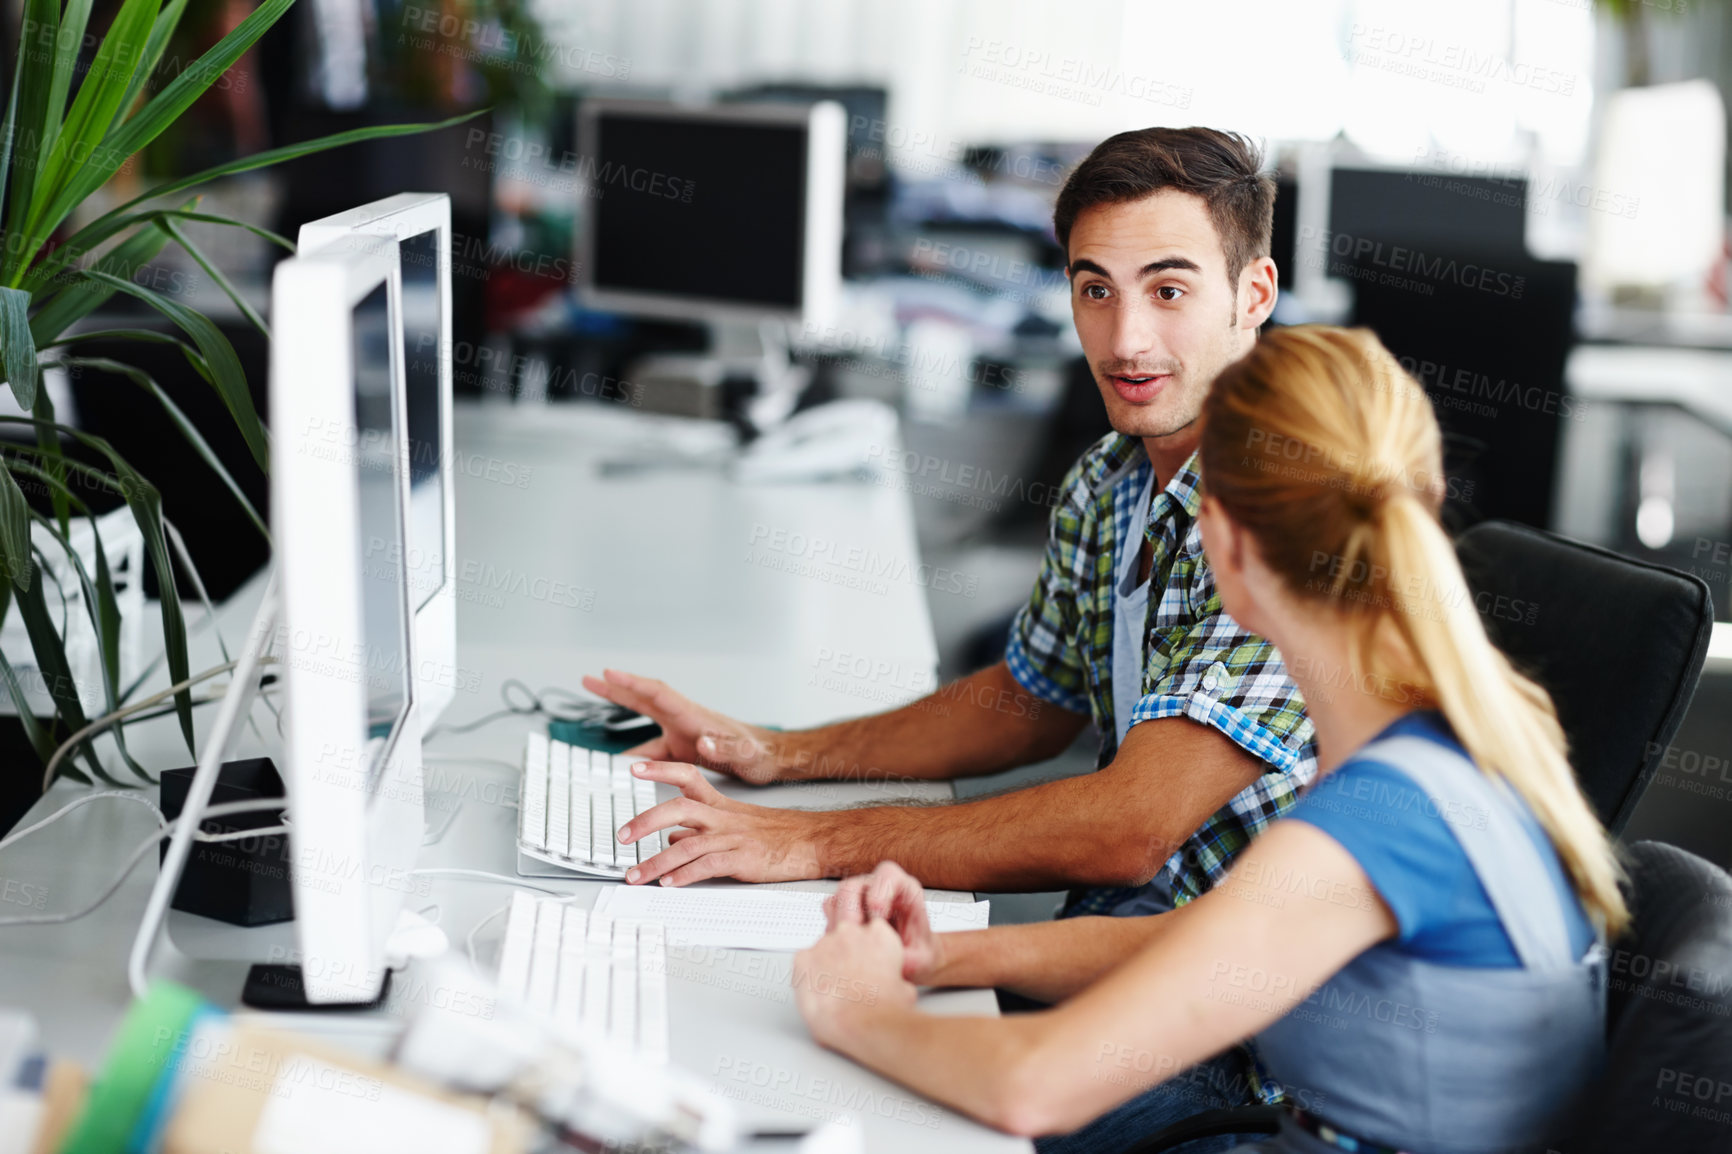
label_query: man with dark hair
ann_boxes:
[585,127,1313,1147]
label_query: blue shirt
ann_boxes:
[1288,711,1594,968]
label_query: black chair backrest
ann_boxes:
[1455,521,1715,835]
[1556,841,1732,1152]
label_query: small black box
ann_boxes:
[159,758,294,926]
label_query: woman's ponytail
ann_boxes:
[1202,326,1628,935]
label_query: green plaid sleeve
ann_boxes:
[1005,456,1095,716]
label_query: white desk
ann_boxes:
[0,401,1028,1153]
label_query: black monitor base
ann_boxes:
[240,964,393,1011]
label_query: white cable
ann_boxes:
[422,754,522,775]
[0,799,288,928]
[40,659,243,792]
[0,832,166,927]
[406,868,572,894]
[130,574,279,1000]
[0,790,166,855]
[465,899,512,973]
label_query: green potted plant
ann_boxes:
[0,0,471,798]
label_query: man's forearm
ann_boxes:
[807,767,1176,892]
[770,662,1085,784]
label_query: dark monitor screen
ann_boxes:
[351,281,412,788]
[588,112,809,310]
[399,227,444,612]
[1327,167,1528,268]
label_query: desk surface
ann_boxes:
[0,401,1027,1153]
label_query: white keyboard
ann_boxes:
[496,890,670,1064]
[518,733,663,877]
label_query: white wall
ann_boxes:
[542,0,1595,168]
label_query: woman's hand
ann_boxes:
[794,916,912,1049]
[823,861,946,986]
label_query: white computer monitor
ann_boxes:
[271,234,425,1004]
[575,99,845,333]
[298,194,457,726]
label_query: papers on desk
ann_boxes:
[592,886,990,951]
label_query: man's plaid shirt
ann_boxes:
[1006,432,1317,915]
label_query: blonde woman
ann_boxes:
[793,326,1625,1154]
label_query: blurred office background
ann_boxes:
[3,0,1729,892]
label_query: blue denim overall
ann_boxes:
[1244,736,1607,1154]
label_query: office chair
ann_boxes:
[1553,840,1732,1152]
[1123,522,1718,1152]
[1452,520,1715,835]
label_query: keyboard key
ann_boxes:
[526,897,563,1014]
[548,742,571,859]
[588,756,611,865]
[610,919,639,1048]
[582,912,612,1041]
[570,773,592,866]
[611,789,633,868]
[521,735,549,850]
[497,891,536,997]
[552,905,586,1031]
[639,923,669,1063]
[591,791,611,867]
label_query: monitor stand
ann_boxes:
[626,319,807,427]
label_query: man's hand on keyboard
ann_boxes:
[826,861,944,986]
[581,669,783,785]
[617,759,826,885]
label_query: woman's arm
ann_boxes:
[927,916,1177,1003]
[796,821,1398,1137]
[820,861,1174,1002]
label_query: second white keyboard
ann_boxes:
[519,732,664,878]
[495,890,670,1064]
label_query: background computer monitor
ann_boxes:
[271,234,425,1003]
[298,194,457,725]
[575,98,846,334]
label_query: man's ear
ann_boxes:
[1239,256,1278,329]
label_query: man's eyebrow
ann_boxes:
[1066,256,1203,279]
[1138,257,1202,277]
